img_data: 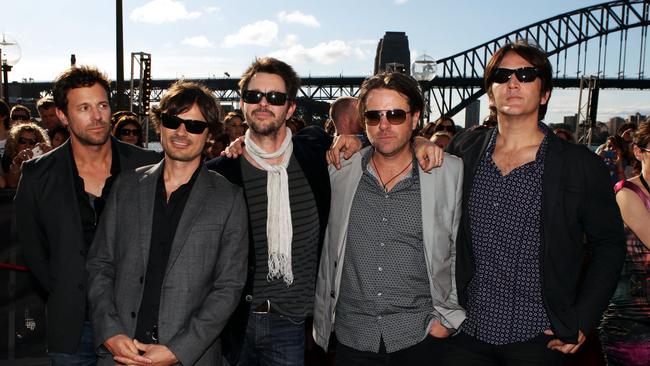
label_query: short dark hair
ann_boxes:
[484,40,553,120]
[0,99,9,129]
[36,96,56,111]
[239,57,300,101]
[52,66,111,114]
[150,80,222,135]
[357,72,424,129]
[11,104,31,119]
[634,121,650,149]
[329,96,357,122]
[434,116,456,133]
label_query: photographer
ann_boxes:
[598,134,636,185]
[2,122,51,188]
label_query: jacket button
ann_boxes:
[245,295,253,302]
[330,290,335,298]
[131,312,136,318]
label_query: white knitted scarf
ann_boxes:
[244,127,294,286]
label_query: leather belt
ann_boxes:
[253,299,276,314]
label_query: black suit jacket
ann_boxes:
[446,127,626,343]
[14,137,161,353]
[205,126,332,364]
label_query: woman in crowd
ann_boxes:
[223,110,245,142]
[600,121,650,365]
[112,114,144,147]
[433,116,457,137]
[48,125,70,148]
[599,134,637,184]
[2,122,51,188]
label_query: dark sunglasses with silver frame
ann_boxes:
[364,109,410,126]
[160,113,208,134]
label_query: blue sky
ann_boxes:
[3,0,649,125]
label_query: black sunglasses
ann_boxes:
[160,113,208,134]
[242,90,289,106]
[12,115,30,121]
[364,109,410,126]
[18,137,38,146]
[491,67,539,84]
[435,124,455,133]
[120,128,141,137]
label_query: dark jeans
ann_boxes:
[335,335,448,366]
[441,331,564,366]
[235,312,305,366]
[48,321,97,366]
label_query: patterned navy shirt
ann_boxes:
[462,123,551,345]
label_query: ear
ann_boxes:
[411,111,421,130]
[633,144,644,162]
[285,101,297,120]
[540,90,551,106]
[55,108,69,127]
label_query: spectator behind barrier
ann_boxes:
[598,134,637,183]
[600,120,650,365]
[553,127,574,143]
[112,114,144,147]
[49,125,70,149]
[223,110,245,142]
[3,122,51,188]
[329,96,361,135]
[37,96,62,131]
[10,104,32,126]
[433,115,457,136]
[0,99,9,164]
[286,115,306,134]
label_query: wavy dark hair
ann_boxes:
[52,66,111,115]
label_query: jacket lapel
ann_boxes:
[542,135,565,236]
[138,161,163,268]
[164,166,211,277]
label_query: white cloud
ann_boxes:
[182,35,214,48]
[277,11,320,28]
[282,34,299,48]
[269,40,366,65]
[222,20,279,47]
[130,0,201,24]
[204,5,220,14]
[394,0,408,4]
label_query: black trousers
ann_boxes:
[441,331,565,366]
[335,335,448,366]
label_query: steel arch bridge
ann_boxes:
[15,0,650,122]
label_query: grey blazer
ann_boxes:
[86,161,249,366]
[312,147,466,351]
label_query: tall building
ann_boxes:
[465,100,480,128]
[563,114,577,132]
[607,116,625,135]
[374,32,410,75]
[626,113,647,124]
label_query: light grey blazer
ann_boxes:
[313,147,465,351]
[86,161,248,366]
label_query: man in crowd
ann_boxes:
[329,96,362,136]
[313,72,465,365]
[0,100,9,160]
[445,40,625,365]
[10,104,31,125]
[15,65,160,365]
[87,81,248,366]
[37,96,62,131]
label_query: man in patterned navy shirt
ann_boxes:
[444,40,626,365]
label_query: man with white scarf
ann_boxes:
[207,57,333,366]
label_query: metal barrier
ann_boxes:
[0,189,47,363]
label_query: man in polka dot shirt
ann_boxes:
[444,40,626,365]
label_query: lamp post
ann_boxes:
[412,53,437,124]
[0,33,22,103]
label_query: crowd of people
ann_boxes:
[2,39,648,366]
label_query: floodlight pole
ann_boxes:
[116,0,126,110]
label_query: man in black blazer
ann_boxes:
[14,66,160,365]
[444,40,626,365]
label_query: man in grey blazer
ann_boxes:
[313,72,465,365]
[87,81,248,366]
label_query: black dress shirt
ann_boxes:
[135,164,200,343]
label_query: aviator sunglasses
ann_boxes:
[119,128,141,137]
[160,113,208,134]
[364,109,410,126]
[242,90,289,106]
[491,67,540,83]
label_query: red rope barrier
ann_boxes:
[0,262,29,272]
